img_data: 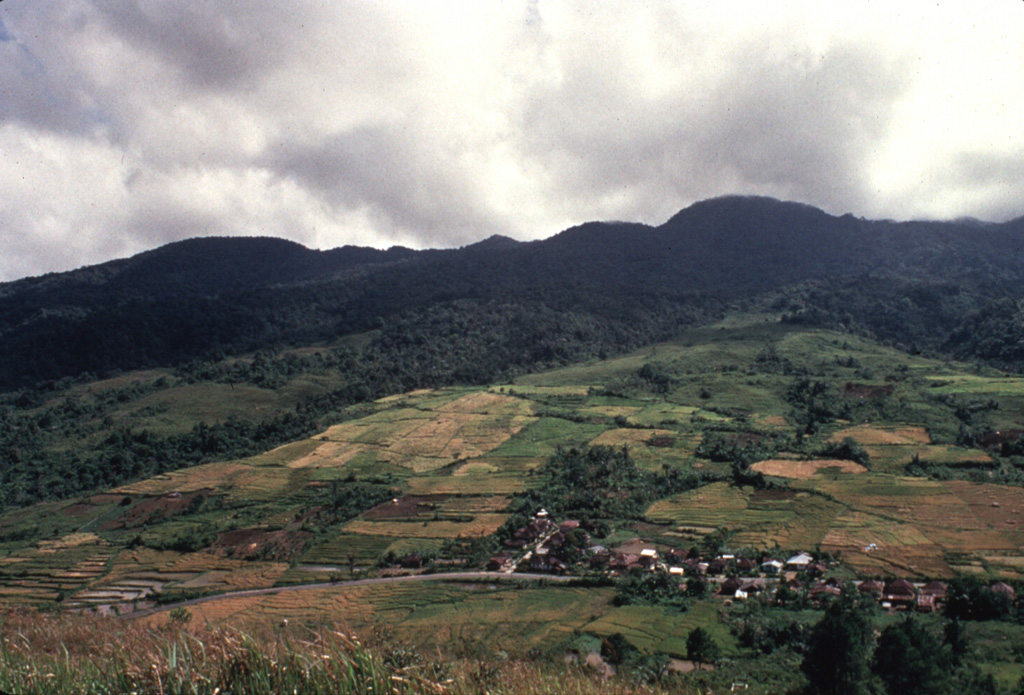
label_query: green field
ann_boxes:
[6,318,1024,678]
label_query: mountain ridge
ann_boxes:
[3,195,1024,389]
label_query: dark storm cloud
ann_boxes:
[933,150,1024,222]
[90,3,289,91]
[519,39,907,222]
[0,1,1021,281]
[262,124,510,247]
[0,6,107,136]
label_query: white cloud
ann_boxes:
[0,0,1022,280]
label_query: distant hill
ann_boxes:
[2,195,1024,389]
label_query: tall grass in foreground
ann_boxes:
[0,610,674,695]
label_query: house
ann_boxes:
[917,580,948,611]
[761,559,784,575]
[529,549,566,574]
[487,553,512,571]
[542,531,566,550]
[858,579,884,596]
[810,582,842,602]
[920,580,948,599]
[707,558,729,575]
[786,553,813,570]
[719,577,744,597]
[667,548,690,563]
[882,579,917,609]
[991,582,1016,601]
[737,558,758,574]
[504,517,555,549]
[589,548,612,569]
[638,548,659,569]
[806,562,828,579]
[740,579,766,595]
[609,553,641,572]
[400,554,424,569]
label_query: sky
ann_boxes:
[1,1,1023,282]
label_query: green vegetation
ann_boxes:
[6,314,1024,691]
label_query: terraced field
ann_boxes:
[5,318,1024,665]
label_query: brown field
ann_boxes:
[380,413,531,471]
[452,461,498,475]
[36,533,106,552]
[212,528,312,561]
[820,509,954,577]
[589,428,675,447]
[342,514,507,539]
[751,458,867,479]
[829,425,931,445]
[103,490,216,529]
[115,462,253,495]
[441,496,510,513]
[144,594,268,626]
[436,391,533,415]
[583,405,642,418]
[103,548,185,582]
[805,476,1024,575]
[319,409,431,445]
[287,440,365,469]
[947,481,1024,534]
[173,563,290,593]
[363,495,450,520]
[405,474,528,495]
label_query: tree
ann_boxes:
[801,595,874,695]
[686,627,720,669]
[944,617,968,667]
[872,617,953,695]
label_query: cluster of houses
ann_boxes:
[488,511,1019,614]
[488,510,584,574]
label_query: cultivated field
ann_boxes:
[5,318,1024,670]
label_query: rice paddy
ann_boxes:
[7,319,1024,672]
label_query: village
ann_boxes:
[483,509,1017,614]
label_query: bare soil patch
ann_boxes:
[843,383,894,399]
[363,495,450,520]
[212,528,312,562]
[750,489,797,502]
[102,490,216,529]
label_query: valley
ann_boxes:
[4,316,1024,692]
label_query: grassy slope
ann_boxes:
[5,316,1024,690]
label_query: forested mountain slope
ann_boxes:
[3,195,1024,391]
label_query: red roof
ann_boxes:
[883,579,916,598]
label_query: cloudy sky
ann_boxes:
[1,1,1022,281]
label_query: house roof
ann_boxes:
[884,579,916,597]
[858,579,884,593]
[921,581,948,596]
[991,581,1016,598]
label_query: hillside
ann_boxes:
[3,196,1024,392]
[4,318,1024,692]
[5,196,1024,691]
